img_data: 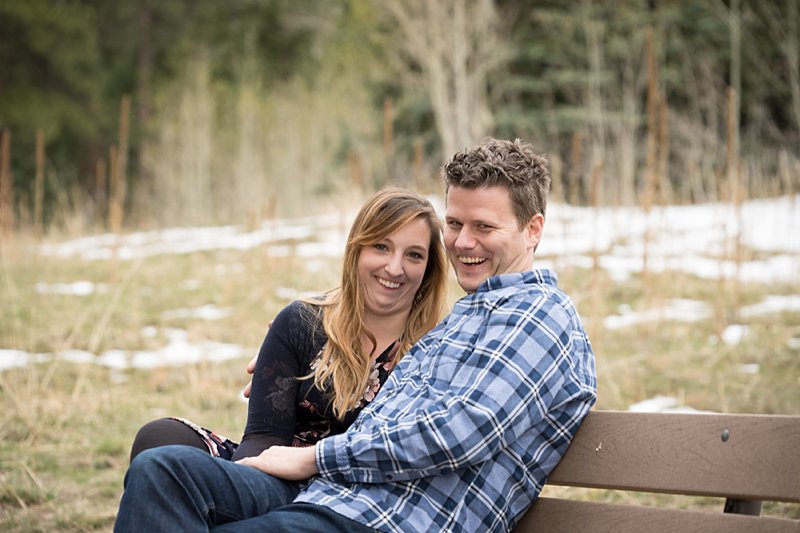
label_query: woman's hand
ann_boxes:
[236,445,319,480]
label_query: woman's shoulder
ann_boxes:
[283,298,323,320]
[271,299,325,339]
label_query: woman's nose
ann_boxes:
[384,254,404,276]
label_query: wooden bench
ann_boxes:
[516,410,800,532]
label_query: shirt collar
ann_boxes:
[476,268,558,293]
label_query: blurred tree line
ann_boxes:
[0,0,797,232]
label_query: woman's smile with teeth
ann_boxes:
[377,277,401,289]
[459,256,486,264]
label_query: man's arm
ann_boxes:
[315,297,596,484]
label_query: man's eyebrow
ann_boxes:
[468,217,494,225]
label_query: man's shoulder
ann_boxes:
[480,269,557,293]
[480,271,582,327]
[480,270,562,303]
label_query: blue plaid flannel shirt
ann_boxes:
[295,269,597,532]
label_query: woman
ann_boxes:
[126,187,448,466]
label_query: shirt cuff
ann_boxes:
[316,433,347,478]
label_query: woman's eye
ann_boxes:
[408,251,425,261]
[374,243,389,252]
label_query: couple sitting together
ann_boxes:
[114,138,597,532]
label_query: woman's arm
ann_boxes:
[236,444,319,480]
[232,301,318,460]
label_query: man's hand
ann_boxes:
[242,354,258,398]
[236,445,319,481]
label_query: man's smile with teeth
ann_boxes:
[377,277,401,289]
[459,256,486,264]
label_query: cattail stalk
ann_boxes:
[642,27,659,289]
[383,96,394,185]
[34,129,45,234]
[0,129,12,237]
[109,96,131,234]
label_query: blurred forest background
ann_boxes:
[1,0,798,236]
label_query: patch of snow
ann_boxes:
[628,395,708,413]
[0,329,250,373]
[736,363,760,374]
[740,295,800,317]
[162,304,232,321]
[34,281,107,296]
[604,299,711,330]
[721,324,749,346]
[0,349,40,371]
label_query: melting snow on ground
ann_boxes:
[0,328,247,373]
[4,194,798,412]
[37,195,800,285]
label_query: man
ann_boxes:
[115,138,597,532]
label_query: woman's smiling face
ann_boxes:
[357,216,432,319]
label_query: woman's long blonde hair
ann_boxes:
[303,188,448,419]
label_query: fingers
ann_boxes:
[243,354,258,398]
[243,381,252,398]
[246,354,258,374]
[236,456,255,467]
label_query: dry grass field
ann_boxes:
[1,197,798,531]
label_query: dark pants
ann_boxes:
[114,445,375,532]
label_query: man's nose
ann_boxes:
[454,227,476,249]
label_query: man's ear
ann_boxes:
[526,213,545,252]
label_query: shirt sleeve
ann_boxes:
[232,301,317,460]
[315,295,592,483]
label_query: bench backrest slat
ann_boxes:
[546,410,800,502]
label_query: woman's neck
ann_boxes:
[361,311,409,356]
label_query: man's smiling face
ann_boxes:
[443,185,543,293]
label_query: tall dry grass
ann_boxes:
[1,190,799,530]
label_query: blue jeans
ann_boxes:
[114,445,375,532]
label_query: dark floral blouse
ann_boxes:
[231,300,399,461]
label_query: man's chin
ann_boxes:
[456,273,486,293]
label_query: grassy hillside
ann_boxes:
[1,201,798,531]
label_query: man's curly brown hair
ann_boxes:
[442,138,550,229]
